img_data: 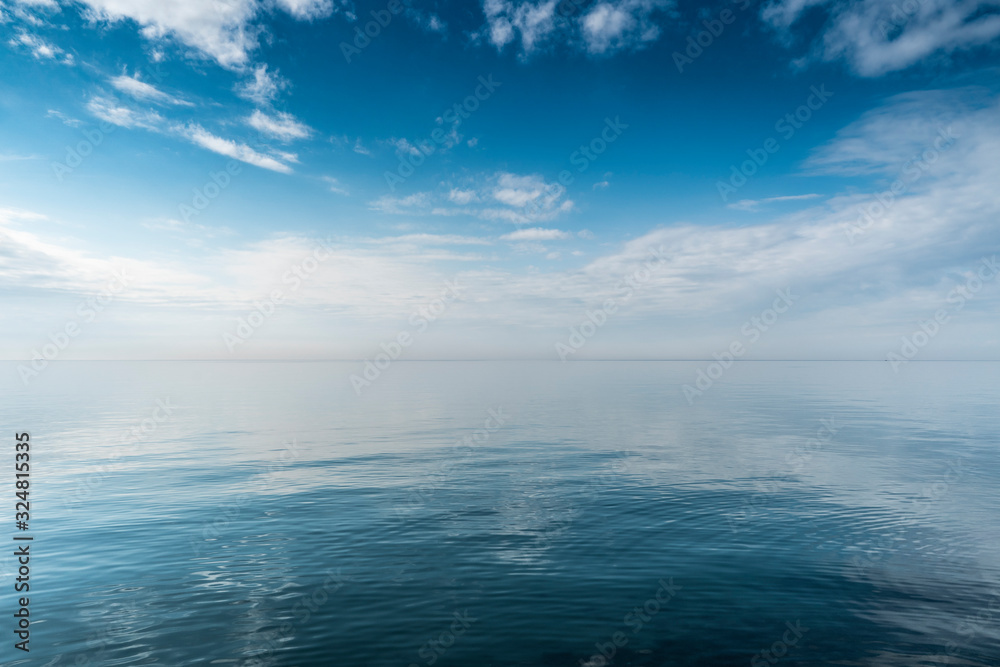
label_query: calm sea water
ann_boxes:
[2,361,999,666]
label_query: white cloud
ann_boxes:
[247,109,312,141]
[486,172,573,222]
[110,72,192,106]
[5,89,1000,360]
[82,93,305,176]
[274,0,335,20]
[804,89,974,176]
[179,124,294,173]
[369,193,432,214]
[46,109,83,127]
[323,176,349,195]
[362,233,493,246]
[480,0,671,56]
[501,227,572,241]
[581,0,666,54]
[76,0,261,69]
[67,0,352,69]
[86,96,164,130]
[390,138,423,157]
[448,189,480,205]
[0,208,222,306]
[237,64,287,105]
[3,1,61,29]
[424,13,446,32]
[370,172,574,224]
[727,193,823,211]
[763,0,1000,76]
[352,138,371,155]
[8,31,73,63]
[492,172,547,207]
[8,0,59,8]
[482,0,558,52]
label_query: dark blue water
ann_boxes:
[3,361,999,666]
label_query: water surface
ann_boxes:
[3,361,998,666]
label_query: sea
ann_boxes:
[2,360,998,666]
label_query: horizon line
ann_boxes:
[4,359,1000,363]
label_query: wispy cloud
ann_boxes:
[46,109,83,127]
[82,92,300,174]
[110,72,192,106]
[3,84,1000,359]
[323,176,349,196]
[479,0,671,57]
[71,0,349,69]
[352,138,371,155]
[8,31,74,64]
[361,233,493,246]
[804,89,971,177]
[501,227,571,241]
[274,0,338,20]
[369,193,432,215]
[0,153,41,162]
[247,109,312,141]
[86,96,164,130]
[237,64,288,104]
[368,172,574,224]
[178,124,294,173]
[728,194,822,211]
[763,0,1000,76]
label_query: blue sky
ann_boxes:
[1,0,999,363]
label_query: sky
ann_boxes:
[1,0,999,364]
